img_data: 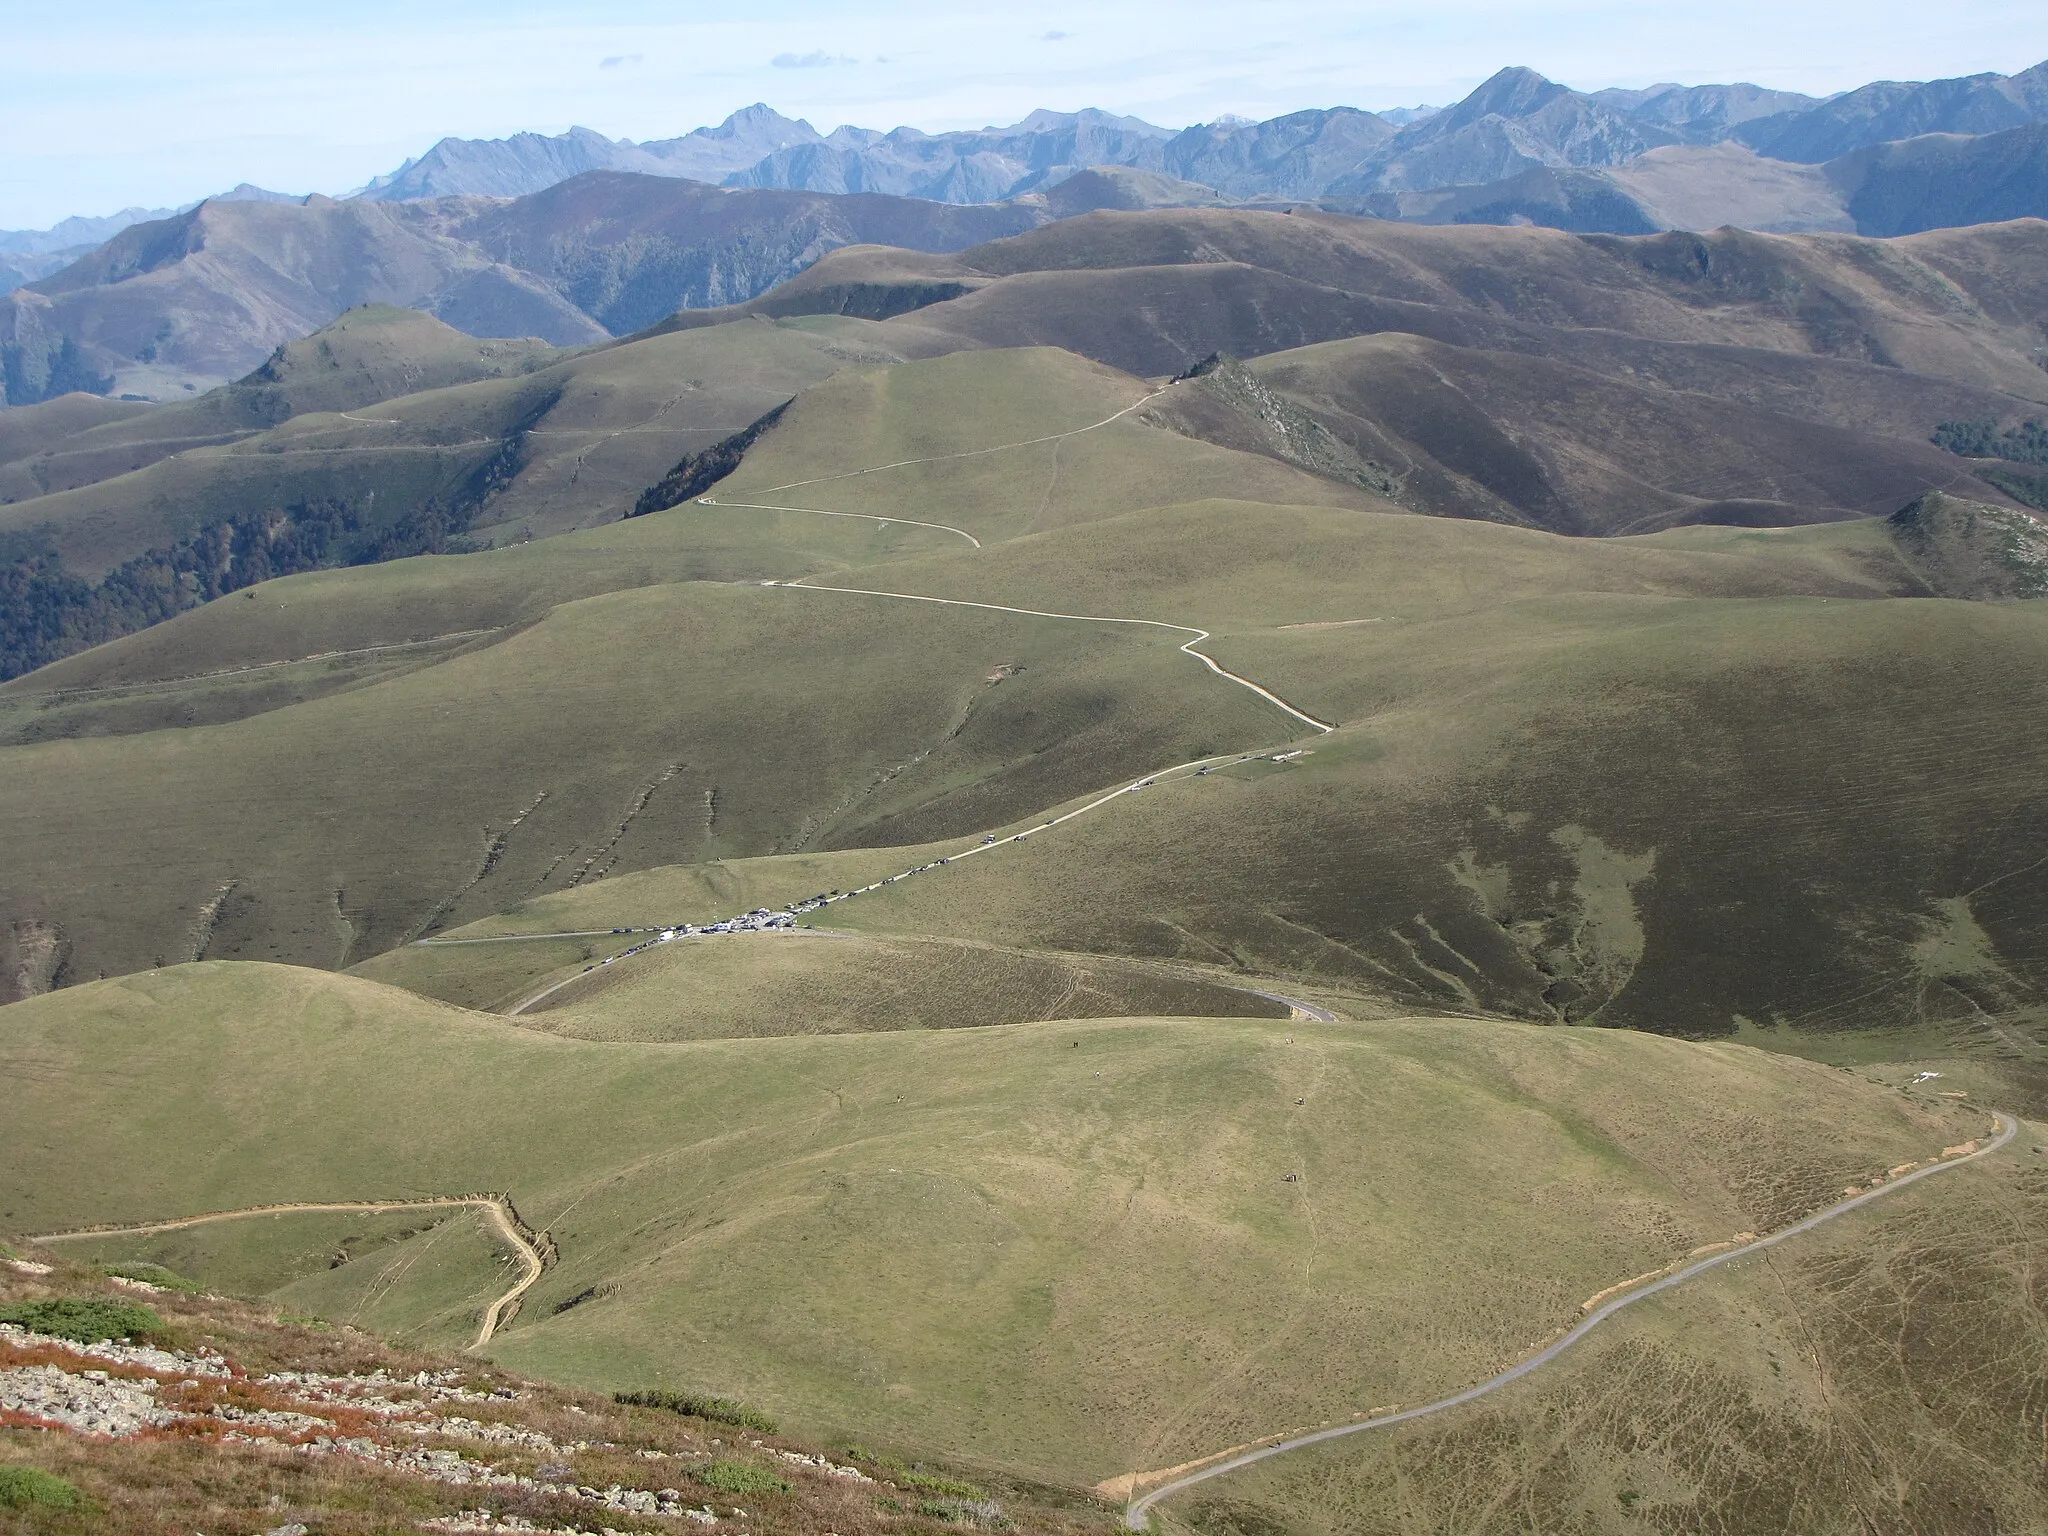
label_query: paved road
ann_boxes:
[1122,1111,2021,1528]
[1237,989,1339,1023]
[32,1196,549,1350]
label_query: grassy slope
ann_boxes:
[0,961,1989,1488]
[0,314,929,579]
[5,335,2044,1049]
[834,589,2048,1041]
[0,573,1274,979]
[386,930,1289,1034]
[50,1207,514,1354]
[0,1245,1088,1536]
[711,345,1382,542]
[1190,1148,2048,1536]
[1233,329,2001,533]
[0,348,1395,990]
[938,211,2048,396]
[382,492,2048,1061]
[0,394,155,473]
[0,305,559,506]
[856,211,2048,534]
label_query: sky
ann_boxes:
[4,0,2048,228]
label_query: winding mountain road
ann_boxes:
[1121,1111,2021,1528]
[1237,989,1339,1024]
[443,388,1345,1014]
[488,746,1322,1017]
[767,579,1335,734]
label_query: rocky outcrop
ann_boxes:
[1889,491,2048,599]
[1,918,69,1002]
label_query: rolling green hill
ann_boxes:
[0,960,2003,1502]
[358,928,1289,1032]
[11,211,2048,686]
[0,305,560,506]
[0,311,959,680]
[0,345,1403,990]
[1174,1137,2048,1536]
[935,212,2048,396]
[367,467,2048,1068]
[1172,334,2011,533]
[4,206,2048,1535]
[5,340,2044,1057]
[0,310,932,583]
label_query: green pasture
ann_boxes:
[0,961,1986,1485]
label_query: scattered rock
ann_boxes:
[0,1362,179,1435]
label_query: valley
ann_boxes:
[4,92,2048,1536]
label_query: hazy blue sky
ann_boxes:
[6,0,2048,227]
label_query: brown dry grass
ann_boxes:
[0,1249,1111,1536]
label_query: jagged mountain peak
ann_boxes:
[706,103,818,141]
[1441,65,1573,124]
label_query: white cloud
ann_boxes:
[772,50,856,69]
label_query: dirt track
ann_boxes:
[1119,1111,2021,1527]
[32,1195,548,1349]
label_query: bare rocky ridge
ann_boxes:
[323,62,2048,214]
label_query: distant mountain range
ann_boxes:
[326,58,2048,238]
[339,59,2048,206]
[6,58,2048,406]
[11,55,2041,242]
[0,180,1048,403]
[0,185,304,291]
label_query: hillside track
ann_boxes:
[694,385,1177,547]
[477,397,1342,1015]
[1120,1111,2021,1528]
[699,497,982,547]
[746,387,1169,498]
[1,629,503,701]
[490,743,1319,1017]
[769,580,1335,735]
[31,1195,550,1349]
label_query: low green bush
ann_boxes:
[0,1466,83,1509]
[613,1388,775,1432]
[903,1470,987,1499]
[692,1460,791,1496]
[0,1297,164,1343]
